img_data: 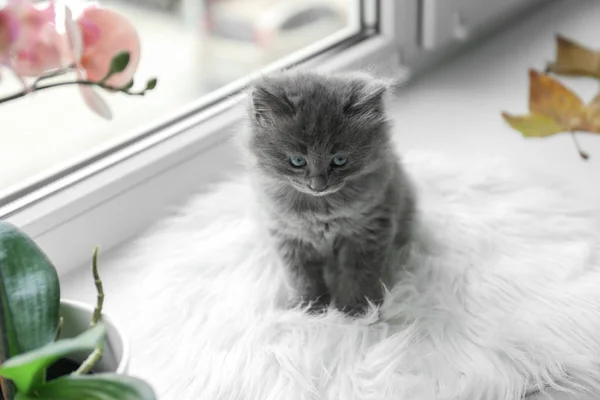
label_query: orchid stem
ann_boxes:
[31,65,76,87]
[0,79,146,105]
[54,316,64,341]
[72,247,105,376]
[74,343,104,375]
[90,246,104,327]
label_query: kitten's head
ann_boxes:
[246,70,392,197]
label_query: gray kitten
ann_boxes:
[242,70,415,317]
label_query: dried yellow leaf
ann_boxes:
[503,69,600,137]
[501,112,565,137]
[546,34,600,79]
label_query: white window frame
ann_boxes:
[2,0,549,275]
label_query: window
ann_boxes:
[0,0,363,204]
[1,0,549,274]
[280,7,339,31]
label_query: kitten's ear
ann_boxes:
[251,84,296,125]
[343,79,390,116]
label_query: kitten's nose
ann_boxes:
[309,177,328,192]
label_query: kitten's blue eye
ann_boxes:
[289,156,307,168]
[331,156,347,167]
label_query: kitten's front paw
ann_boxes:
[335,301,369,318]
[335,295,382,318]
[290,293,331,315]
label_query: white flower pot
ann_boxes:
[58,299,130,374]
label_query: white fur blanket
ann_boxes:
[114,151,600,400]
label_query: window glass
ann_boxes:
[280,7,338,31]
[0,0,363,202]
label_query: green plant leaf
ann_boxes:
[108,52,130,76]
[31,374,157,400]
[13,392,36,400]
[144,78,157,91]
[0,324,106,394]
[0,221,60,360]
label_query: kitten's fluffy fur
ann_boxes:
[241,70,415,316]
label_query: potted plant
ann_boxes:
[0,222,156,400]
[1,0,159,398]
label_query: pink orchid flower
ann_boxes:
[64,6,109,119]
[2,1,144,118]
[0,8,19,61]
[77,6,140,87]
[3,0,68,77]
[0,8,18,82]
[64,5,141,119]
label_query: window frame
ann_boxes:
[2,0,550,275]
